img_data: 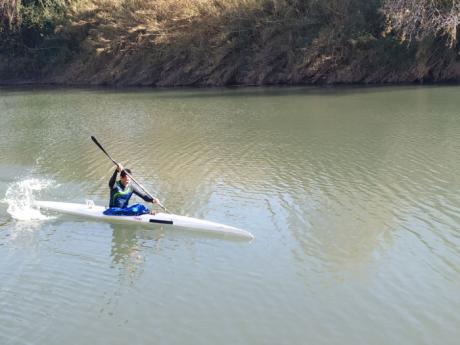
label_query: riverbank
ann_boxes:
[2,0,460,87]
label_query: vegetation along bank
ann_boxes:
[1,0,460,87]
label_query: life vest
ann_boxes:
[109,181,133,208]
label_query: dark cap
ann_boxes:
[120,168,131,177]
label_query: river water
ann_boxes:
[0,85,459,345]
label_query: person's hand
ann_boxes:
[152,198,160,205]
[116,163,124,172]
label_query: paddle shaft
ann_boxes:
[91,136,170,213]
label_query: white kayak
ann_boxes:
[35,200,254,240]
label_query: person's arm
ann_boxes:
[109,163,124,188]
[109,169,118,188]
[132,185,160,204]
[132,184,153,202]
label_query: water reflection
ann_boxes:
[109,224,164,284]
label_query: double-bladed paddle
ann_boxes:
[91,135,170,213]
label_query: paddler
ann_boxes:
[104,163,160,215]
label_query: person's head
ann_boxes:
[120,168,131,186]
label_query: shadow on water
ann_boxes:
[1,83,454,99]
[108,223,164,284]
[109,223,164,259]
[107,219,251,283]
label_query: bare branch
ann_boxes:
[382,0,460,46]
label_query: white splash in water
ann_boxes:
[5,178,54,221]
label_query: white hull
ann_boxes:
[35,201,253,239]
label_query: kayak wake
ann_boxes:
[5,179,55,221]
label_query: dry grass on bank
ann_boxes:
[67,0,294,47]
[6,0,450,85]
[54,0,315,85]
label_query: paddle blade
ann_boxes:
[91,136,104,152]
[91,136,117,165]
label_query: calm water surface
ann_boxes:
[0,86,459,345]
